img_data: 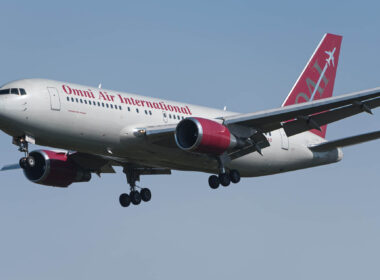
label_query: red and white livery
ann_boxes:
[0,33,379,207]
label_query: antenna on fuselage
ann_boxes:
[98,83,102,89]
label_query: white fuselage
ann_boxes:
[0,79,342,177]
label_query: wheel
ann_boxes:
[19,157,27,169]
[119,193,131,207]
[208,175,220,189]
[219,173,231,187]
[130,190,142,205]
[26,156,35,168]
[229,169,241,184]
[140,188,152,202]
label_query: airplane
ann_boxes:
[0,33,379,208]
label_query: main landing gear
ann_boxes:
[14,136,35,170]
[208,169,241,189]
[208,156,241,189]
[119,167,152,207]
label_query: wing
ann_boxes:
[222,87,380,136]
[0,163,21,171]
[141,87,380,140]
[68,152,172,176]
[1,151,171,177]
[137,87,380,159]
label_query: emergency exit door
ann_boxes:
[47,87,61,111]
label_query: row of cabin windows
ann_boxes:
[66,96,154,116]
[65,96,187,120]
[67,96,122,110]
[163,112,185,121]
[0,88,27,95]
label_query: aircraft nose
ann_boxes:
[0,98,4,112]
[0,98,7,124]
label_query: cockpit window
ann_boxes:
[0,88,27,96]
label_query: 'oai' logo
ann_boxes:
[295,48,336,104]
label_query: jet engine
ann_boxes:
[175,117,237,154]
[23,150,91,187]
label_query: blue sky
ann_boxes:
[0,1,379,279]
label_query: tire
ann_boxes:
[140,188,152,202]
[119,193,131,207]
[208,175,220,189]
[130,191,142,205]
[229,170,241,184]
[26,156,35,168]
[19,157,27,169]
[219,173,231,187]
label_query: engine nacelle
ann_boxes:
[175,117,237,154]
[23,150,91,187]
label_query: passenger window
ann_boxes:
[110,104,113,109]
[67,97,70,101]
[80,99,83,103]
[106,104,109,108]
[71,97,74,102]
[128,107,131,112]
[89,101,92,105]
[169,114,172,119]
[84,100,87,104]
[102,103,105,107]
[136,108,139,113]
[11,88,19,95]
[19,88,27,95]
[97,102,100,106]
[149,111,152,115]
[76,98,79,102]
[119,106,122,110]
[144,110,148,115]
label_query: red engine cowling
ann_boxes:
[175,117,236,154]
[23,150,91,187]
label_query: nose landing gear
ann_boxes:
[14,136,35,169]
[119,167,152,208]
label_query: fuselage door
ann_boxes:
[47,87,61,111]
[279,128,289,150]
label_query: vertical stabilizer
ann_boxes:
[282,33,342,138]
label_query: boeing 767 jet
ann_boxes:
[1,33,379,207]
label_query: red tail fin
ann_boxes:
[282,33,342,138]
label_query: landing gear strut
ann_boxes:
[119,167,152,207]
[14,136,35,169]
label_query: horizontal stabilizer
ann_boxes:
[309,130,380,151]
